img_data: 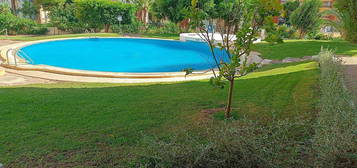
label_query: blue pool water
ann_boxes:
[21,38,228,73]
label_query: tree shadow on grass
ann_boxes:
[0,62,319,167]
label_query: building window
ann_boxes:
[322,1,332,8]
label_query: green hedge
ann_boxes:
[313,49,357,167]
[74,0,135,31]
[111,21,182,35]
[133,119,313,168]
[0,5,47,35]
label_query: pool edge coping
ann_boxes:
[0,37,215,82]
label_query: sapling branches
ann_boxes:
[190,0,280,118]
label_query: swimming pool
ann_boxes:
[20,38,228,73]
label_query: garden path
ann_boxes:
[342,57,357,100]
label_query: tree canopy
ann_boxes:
[334,0,357,43]
[152,0,191,23]
[74,0,135,32]
[290,0,321,38]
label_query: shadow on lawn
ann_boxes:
[0,63,318,167]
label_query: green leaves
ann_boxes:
[290,0,322,38]
[20,1,38,20]
[74,0,135,30]
[334,0,357,43]
[182,68,194,77]
[209,76,225,89]
[0,10,41,35]
[189,0,282,117]
[152,0,191,23]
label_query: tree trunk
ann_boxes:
[10,0,17,15]
[144,8,149,24]
[225,79,235,118]
[105,24,110,33]
[299,30,304,39]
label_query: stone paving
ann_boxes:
[0,39,20,46]
[0,68,55,86]
[242,52,319,66]
[342,57,357,100]
[0,40,56,86]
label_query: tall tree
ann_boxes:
[333,0,357,43]
[34,0,64,10]
[282,0,300,25]
[290,0,321,38]
[20,1,38,20]
[131,0,154,24]
[152,0,191,23]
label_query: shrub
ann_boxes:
[20,1,38,20]
[265,30,284,44]
[26,25,49,35]
[263,17,285,44]
[131,119,313,168]
[0,13,14,32]
[278,24,297,39]
[146,22,181,34]
[152,0,191,23]
[159,22,181,34]
[0,11,47,35]
[13,18,37,34]
[111,20,144,34]
[0,3,11,14]
[111,21,181,35]
[306,31,331,40]
[69,24,89,34]
[48,3,85,33]
[75,0,136,32]
[313,49,357,167]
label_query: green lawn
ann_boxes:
[0,33,180,41]
[253,40,357,60]
[0,61,318,167]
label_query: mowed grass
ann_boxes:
[0,33,180,41]
[0,62,318,167]
[253,40,357,60]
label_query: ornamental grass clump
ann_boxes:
[313,49,357,167]
[133,119,312,168]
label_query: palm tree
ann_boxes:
[10,0,17,14]
[131,0,154,24]
[327,0,357,43]
[321,9,351,39]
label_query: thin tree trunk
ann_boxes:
[144,8,149,24]
[299,30,304,39]
[141,10,145,23]
[10,0,17,15]
[105,24,110,33]
[225,79,235,118]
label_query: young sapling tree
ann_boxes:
[189,0,281,118]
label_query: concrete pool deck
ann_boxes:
[0,37,215,83]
